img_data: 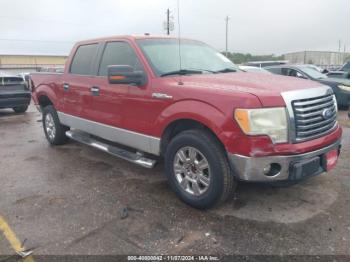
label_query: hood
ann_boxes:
[180,72,323,106]
[322,77,350,86]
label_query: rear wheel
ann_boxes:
[42,105,69,145]
[165,129,237,209]
[13,106,28,113]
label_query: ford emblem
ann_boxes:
[322,109,333,120]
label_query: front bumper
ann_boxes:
[0,91,31,109]
[228,139,341,182]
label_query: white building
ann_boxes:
[284,51,349,69]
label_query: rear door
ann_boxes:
[62,43,99,118]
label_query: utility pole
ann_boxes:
[338,40,341,65]
[166,9,170,35]
[225,16,229,57]
[164,9,174,35]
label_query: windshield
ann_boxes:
[306,65,323,72]
[299,66,327,79]
[341,62,350,70]
[137,38,239,76]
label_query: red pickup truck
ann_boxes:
[31,35,342,209]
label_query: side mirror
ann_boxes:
[108,65,147,86]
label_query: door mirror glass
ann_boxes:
[108,65,147,86]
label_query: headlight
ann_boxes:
[338,85,350,92]
[234,107,288,143]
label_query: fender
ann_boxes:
[156,100,230,143]
[34,84,60,110]
[31,73,63,110]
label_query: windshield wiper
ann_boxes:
[160,69,203,77]
[214,68,237,74]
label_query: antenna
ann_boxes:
[177,0,183,75]
[225,16,230,57]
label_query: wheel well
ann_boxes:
[38,95,53,109]
[160,119,224,156]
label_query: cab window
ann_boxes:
[98,42,143,76]
[70,44,98,75]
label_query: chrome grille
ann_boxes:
[292,94,337,142]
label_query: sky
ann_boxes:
[0,0,349,56]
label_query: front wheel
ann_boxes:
[42,105,69,145]
[165,129,237,209]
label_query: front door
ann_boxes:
[90,41,146,129]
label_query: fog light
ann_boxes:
[263,163,282,177]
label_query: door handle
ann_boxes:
[91,86,100,96]
[63,83,70,91]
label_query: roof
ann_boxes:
[75,34,193,45]
[265,64,308,69]
[246,60,288,64]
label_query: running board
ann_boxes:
[66,130,157,169]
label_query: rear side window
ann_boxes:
[70,44,98,75]
[266,68,282,75]
[98,42,142,76]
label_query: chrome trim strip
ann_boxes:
[294,100,334,113]
[293,95,333,107]
[297,115,337,130]
[152,93,173,100]
[57,112,161,155]
[281,86,335,143]
[228,139,341,182]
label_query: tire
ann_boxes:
[42,105,69,145]
[13,106,28,113]
[165,129,237,209]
